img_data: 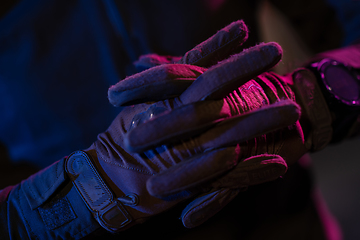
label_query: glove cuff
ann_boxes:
[66,151,134,233]
[291,68,333,151]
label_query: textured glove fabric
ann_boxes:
[113,24,310,228]
[85,40,291,231]
[107,32,309,230]
[0,20,302,237]
[121,68,305,227]
[123,66,333,228]
[0,20,255,238]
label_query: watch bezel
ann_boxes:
[310,58,360,106]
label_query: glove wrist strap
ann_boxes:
[292,68,333,151]
[66,151,133,233]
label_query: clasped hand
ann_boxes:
[70,20,308,232]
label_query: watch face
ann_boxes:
[324,64,359,103]
[318,59,360,106]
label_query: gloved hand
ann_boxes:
[116,32,336,228]
[134,69,329,228]
[112,72,308,228]
[2,20,280,239]
[65,20,300,234]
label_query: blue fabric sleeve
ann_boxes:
[0,158,101,239]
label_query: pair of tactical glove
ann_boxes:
[4,20,338,239]
[68,20,322,232]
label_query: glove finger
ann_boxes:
[177,20,248,67]
[111,20,248,106]
[180,155,286,228]
[181,188,241,228]
[125,99,300,153]
[147,151,286,198]
[134,20,248,71]
[147,147,240,198]
[200,100,300,150]
[179,42,283,104]
[108,64,206,106]
[125,99,225,152]
[133,54,182,71]
[211,154,287,190]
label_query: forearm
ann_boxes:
[306,43,360,68]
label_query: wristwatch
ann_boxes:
[307,58,360,142]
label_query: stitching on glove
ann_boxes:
[95,120,156,175]
[98,154,154,176]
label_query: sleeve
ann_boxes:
[306,43,360,68]
[0,158,102,240]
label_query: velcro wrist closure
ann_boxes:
[65,151,132,233]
